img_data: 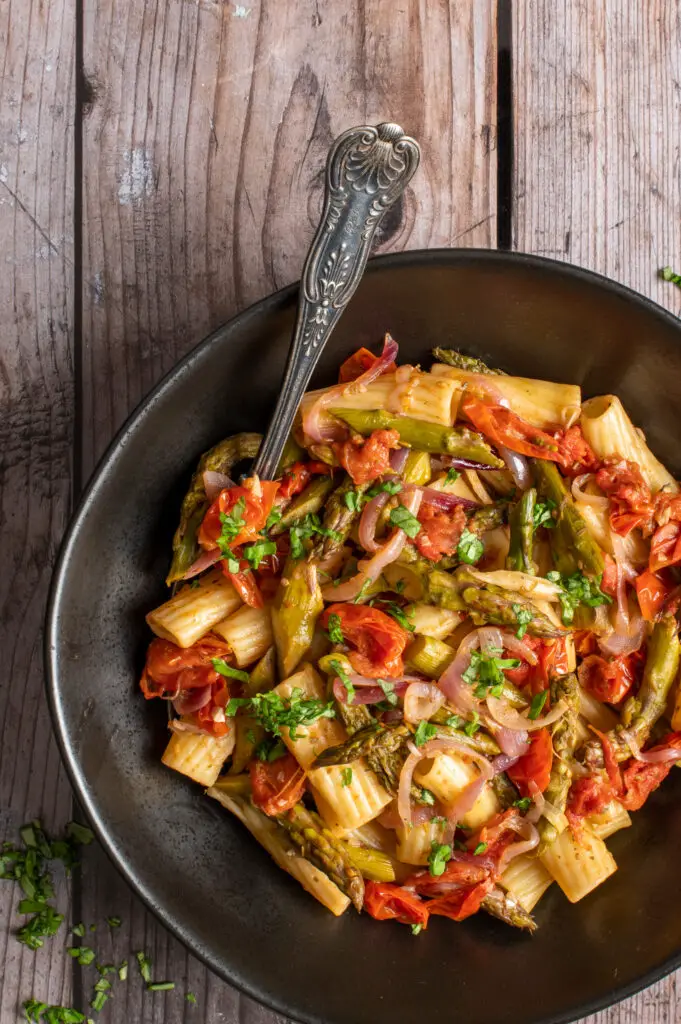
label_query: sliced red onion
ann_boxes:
[378,801,434,830]
[181,547,223,580]
[598,531,645,657]
[403,682,446,723]
[358,491,390,553]
[498,445,531,490]
[169,718,209,736]
[572,473,608,508]
[500,632,539,665]
[491,753,522,775]
[203,470,235,502]
[486,695,568,732]
[302,334,399,443]
[173,685,213,716]
[418,487,479,512]
[397,736,493,829]
[477,626,506,654]
[438,455,504,472]
[490,725,530,758]
[389,446,410,474]
[437,630,481,712]
[619,730,681,764]
[525,782,566,831]
[333,677,410,705]
[497,819,540,871]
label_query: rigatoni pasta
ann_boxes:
[139,336,681,937]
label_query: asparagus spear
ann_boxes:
[312,723,384,767]
[341,844,396,883]
[481,887,537,933]
[537,673,580,852]
[308,474,369,559]
[277,804,365,911]
[330,408,504,466]
[423,569,468,611]
[491,772,520,809]
[431,349,505,376]
[468,503,508,535]
[245,647,276,696]
[270,476,336,536]
[271,557,324,677]
[167,431,262,583]
[507,488,537,575]
[534,460,605,576]
[318,654,376,734]
[455,566,567,638]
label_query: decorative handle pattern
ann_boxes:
[252,122,420,480]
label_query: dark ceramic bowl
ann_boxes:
[47,251,681,1024]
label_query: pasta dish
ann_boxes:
[138,337,681,933]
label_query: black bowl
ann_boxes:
[47,250,681,1024]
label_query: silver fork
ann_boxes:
[251,122,420,480]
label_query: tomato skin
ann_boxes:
[507,729,553,796]
[279,461,330,499]
[503,636,569,695]
[321,603,410,679]
[578,652,639,705]
[554,425,599,477]
[333,429,401,486]
[223,560,264,609]
[250,753,306,816]
[415,503,466,561]
[407,860,489,898]
[364,881,429,928]
[460,395,561,460]
[141,636,231,697]
[595,456,653,536]
[619,733,681,810]
[339,347,396,384]
[635,569,672,621]
[650,522,681,573]
[198,481,280,551]
[567,775,614,819]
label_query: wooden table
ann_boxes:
[2,2,680,1021]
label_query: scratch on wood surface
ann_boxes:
[117,147,156,205]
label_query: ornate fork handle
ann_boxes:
[252,122,420,480]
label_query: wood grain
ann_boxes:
[512,4,681,1022]
[79,1,496,1020]
[0,0,75,1019]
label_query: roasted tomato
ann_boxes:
[460,395,562,461]
[225,560,264,609]
[321,604,410,679]
[364,881,429,929]
[567,774,614,819]
[279,461,330,499]
[618,734,681,810]
[503,636,570,695]
[414,503,467,561]
[407,860,489,899]
[650,522,681,573]
[198,481,280,550]
[339,346,396,384]
[635,569,673,621]
[507,729,553,796]
[578,652,641,705]
[140,635,231,698]
[554,425,599,477]
[426,881,492,923]
[250,753,307,816]
[333,428,401,486]
[596,456,653,536]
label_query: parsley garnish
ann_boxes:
[22,1000,85,1023]
[186,992,197,1004]
[389,504,421,538]
[118,960,129,981]
[413,721,438,747]
[546,570,612,625]
[91,977,112,1012]
[255,737,287,762]
[242,539,276,570]
[106,916,121,928]
[464,711,480,736]
[462,649,520,699]
[212,658,250,685]
[514,797,532,812]
[661,266,681,289]
[353,579,373,604]
[533,498,557,530]
[265,506,283,531]
[367,479,402,498]
[330,658,355,704]
[67,946,96,966]
[326,613,344,645]
[382,602,415,632]
[228,688,335,740]
[445,713,463,729]
[394,578,406,595]
[136,950,152,983]
[428,841,452,877]
[341,767,353,787]
[473,842,488,856]
[343,489,364,513]
[445,467,460,485]
[216,498,245,558]
[512,603,533,639]
[457,528,484,564]
[288,513,340,559]
[377,679,398,706]
[419,788,435,806]
[528,690,549,720]
[410,924,423,936]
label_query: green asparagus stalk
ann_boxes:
[534,460,605,576]
[507,488,537,575]
[312,723,384,767]
[402,450,432,486]
[245,647,276,696]
[330,408,504,466]
[481,887,537,933]
[537,673,580,852]
[468,503,508,535]
[270,476,336,536]
[431,349,505,376]
[209,774,252,797]
[422,569,468,611]
[617,613,680,755]
[308,474,369,559]
[229,715,265,775]
[271,557,324,677]
[277,434,306,472]
[277,804,365,910]
[167,432,262,583]
[491,772,520,809]
[460,585,567,638]
[318,654,376,734]
[341,844,396,883]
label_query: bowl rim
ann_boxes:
[45,247,681,1024]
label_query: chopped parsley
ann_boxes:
[445,713,463,729]
[343,489,364,513]
[67,946,96,966]
[528,690,549,720]
[265,506,283,531]
[288,513,340,559]
[410,923,423,936]
[90,977,111,1012]
[106,916,121,928]
[212,658,250,685]
[241,539,276,570]
[661,265,681,288]
[228,688,335,740]
[456,528,484,564]
[546,570,612,625]
[473,842,488,856]
[118,960,128,981]
[216,498,246,558]
[136,950,152,983]
[22,1001,86,1023]
[381,602,415,632]
[186,992,197,1004]
[389,504,421,538]
[366,479,402,498]
[72,923,85,938]
[330,658,355,704]
[413,721,438,747]
[419,788,435,806]
[353,579,373,604]
[326,613,344,645]
[533,498,557,530]
[394,578,406,595]
[463,711,480,736]
[462,649,520,699]
[445,467,461,485]
[512,603,533,639]
[341,767,353,787]
[255,737,287,762]
[377,679,398,707]
[428,841,452,877]
[514,797,532,812]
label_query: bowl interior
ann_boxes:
[48,251,681,1024]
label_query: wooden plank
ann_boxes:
[0,0,75,1018]
[80,1,497,1019]
[513,4,681,1022]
